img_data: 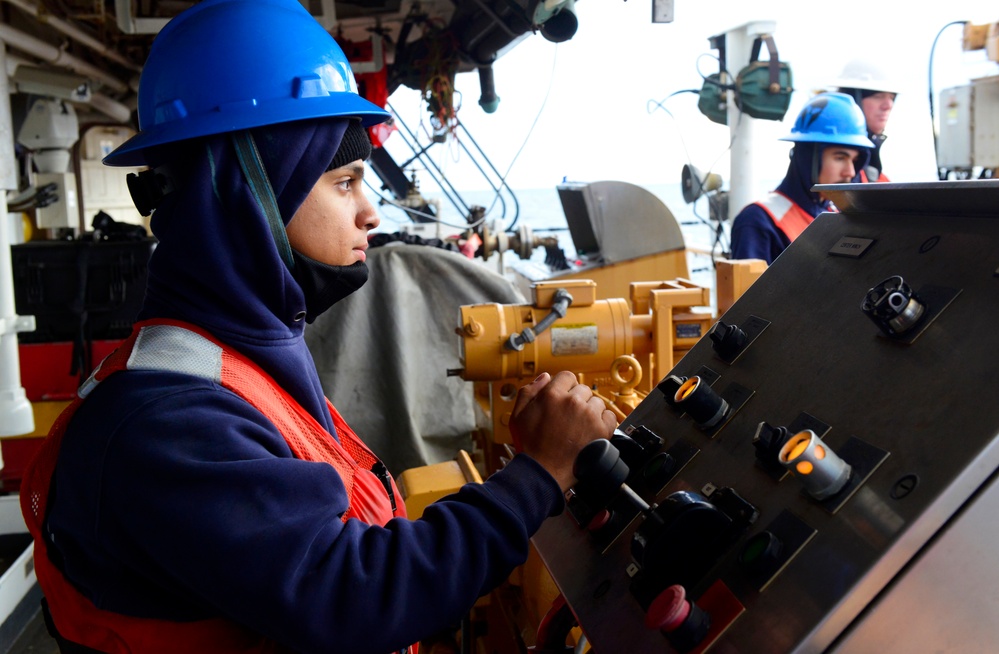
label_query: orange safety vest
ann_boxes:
[21,319,413,654]
[754,191,815,243]
[860,168,890,183]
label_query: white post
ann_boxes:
[723,20,777,221]
[0,41,35,437]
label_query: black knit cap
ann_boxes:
[839,87,887,103]
[328,120,372,170]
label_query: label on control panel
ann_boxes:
[829,236,875,258]
[551,324,599,356]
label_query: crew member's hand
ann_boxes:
[509,371,617,491]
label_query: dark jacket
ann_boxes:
[43,119,562,654]
[730,142,859,263]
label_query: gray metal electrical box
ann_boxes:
[937,76,999,175]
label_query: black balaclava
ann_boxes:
[775,141,870,217]
[138,118,358,433]
[288,121,373,323]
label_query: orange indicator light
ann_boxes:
[678,378,698,401]
[788,438,809,461]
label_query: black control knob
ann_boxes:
[709,321,748,361]
[752,421,791,465]
[572,439,630,507]
[861,275,927,337]
[611,425,664,471]
[612,427,676,494]
[631,487,758,604]
[632,491,732,591]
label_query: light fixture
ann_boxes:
[681,164,723,203]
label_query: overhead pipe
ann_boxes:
[5,52,133,125]
[112,0,168,35]
[2,0,141,73]
[3,50,27,77]
[87,92,132,124]
[113,0,337,33]
[0,22,128,94]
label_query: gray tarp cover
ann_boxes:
[305,242,526,475]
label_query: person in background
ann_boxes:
[834,59,898,182]
[20,1,616,652]
[729,93,874,264]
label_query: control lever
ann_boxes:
[566,439,631,529]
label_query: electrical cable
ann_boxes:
[646,71,735,265]
[646,89,700,118]
[7,182,58,212]
[485,42,560,232]
[363,177,487,229]
[928,20,969,179]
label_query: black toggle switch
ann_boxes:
[611,425,664,471]
[752,421,791,465]
[612,427,677,494]
[709,320,748,361]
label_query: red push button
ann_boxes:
[644,584,711,653]
[645,584,691,632]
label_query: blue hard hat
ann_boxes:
[103,0,391,167]
[780,92,874,149]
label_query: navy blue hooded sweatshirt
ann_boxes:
[730,142,870,264]
[43,118,563,653]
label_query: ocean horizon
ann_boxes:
[373,180,730,247]
[369,181,741,298]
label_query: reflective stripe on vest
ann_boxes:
[21,319,411,654]
[755,191,814,242]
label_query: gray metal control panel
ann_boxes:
[533,180,999,653]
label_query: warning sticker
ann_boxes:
[551,324,599,356]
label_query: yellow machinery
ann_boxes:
[508,181,693,309]
[456,278,711,449]
[714,257,767,316]
[392,260,770,651]
[422,277,709,651]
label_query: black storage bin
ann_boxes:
[12,239,156,344]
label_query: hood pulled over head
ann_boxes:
[138,118,350,432]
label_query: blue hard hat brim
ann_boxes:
[103,93,390,167]
[779,133,875,149]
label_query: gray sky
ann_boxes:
[381,0,998,196]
